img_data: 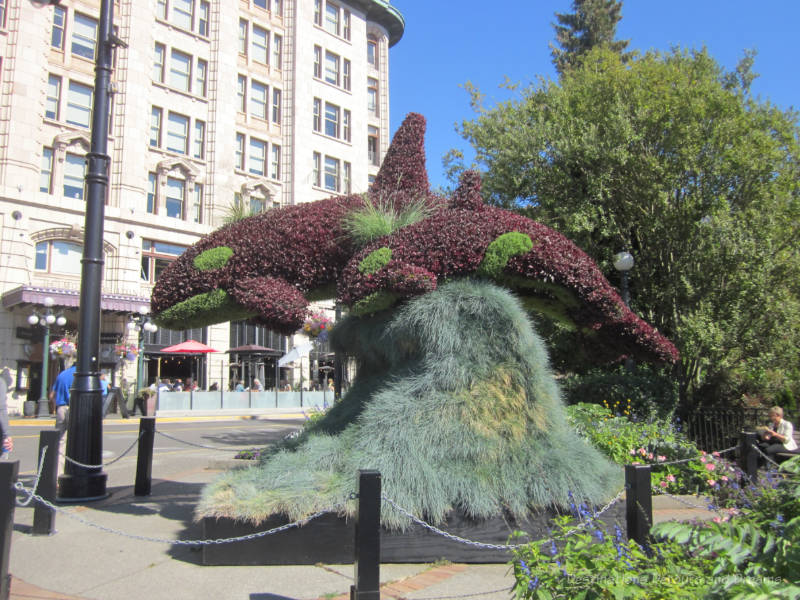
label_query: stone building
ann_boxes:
[0,0,403,413]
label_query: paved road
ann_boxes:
[8,416,306,485]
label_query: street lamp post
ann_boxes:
[613,251,635,371]
[58,0,122,501]
[127,306,158,396]
[27,297,67,417]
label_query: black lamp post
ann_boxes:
[614,251,635,370]
[57,0,121,501]
[27,297,67,417]
[127,306,158,397]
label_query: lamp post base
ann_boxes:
[36,398,51,418]
[57,472,108,502]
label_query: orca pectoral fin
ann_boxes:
[230,276,309,335]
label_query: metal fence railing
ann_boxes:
[684,407,797,452]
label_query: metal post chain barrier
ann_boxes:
[154,429,270,454]
[381,487,626,552]
[62,432,143,470]
[15,447,47,508]
[656,445,737,468]
[13,481,345,546]
[750,443,783,469]
[650,488,718,512]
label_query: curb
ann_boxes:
[318,564,471,600]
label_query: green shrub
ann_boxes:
[561,365,679,419]
[477,231,533,278]
[193,246,233,271]
[358,247,392,274]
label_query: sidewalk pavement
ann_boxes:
[7,457,718,600]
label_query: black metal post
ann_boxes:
[738,431,759,482]
[58,0,115,501]
[0,460,19,600]
[134,417,156,496]
[334,304,343,400]
[351,470,381,600]
[32,430,60,535]
[625,464,652,549]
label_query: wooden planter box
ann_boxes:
[201,502,626,565]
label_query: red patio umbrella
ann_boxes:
[160,339,218,353]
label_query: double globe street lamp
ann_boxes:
[27,297,67,417]
[127,306,158,396]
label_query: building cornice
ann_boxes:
[344,0,405,46]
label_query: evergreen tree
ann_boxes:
[550,0,631,75]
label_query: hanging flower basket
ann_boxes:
[302,312,333,341]
[50,338,76,357]
[115,343,139,362]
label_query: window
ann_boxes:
[166,112,189,154]
[51,5,66,49]
[196,58,207,97]
[40,148,54,193]
[324,155,340,192]
[147,172,157,213]
[343,109,351,142]
[272,88,282,124]
[0,0,5,29]
[325,2,339,36]
[150,106,163,147]
[344,161,351,193]
[313,98,321,132]
[250,80,268,119]
[153,43,166,82]
[343,10,351,40]
[156,0,167,20]
[192,183,203,223]
[368,126,379,165]
[271,144,281,179]
[250,194,266,214]
[235,133,245,169]
[313,152,321,187]
[274,0,282,17]
[46,75,61,120]
[170,49,192,93]
[141,240,187,283]
[324,102,339,138]
[367,37,378,68]
[324,51,339,86]
[193,120,205,159]
[314,0,322,26]
[172,0,194,31]
[66,81,93,128]
[64,153,85,199]
[254,0,268,9]
[252,25,269,64]
[273,34,283,68]
[237,75,246,112]
[313,45,322,79]
[249,138,267,175]
[72,13,98,61]
[35,241,83,276]
[343,59,351,91]
[368,78,378,116]
[165,177,185,219]
[238,19,248,56]
[198,1,210,37]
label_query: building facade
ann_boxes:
[0,0,403,413]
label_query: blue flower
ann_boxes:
[550,539,558,557]
[594,528,605,542]
[519,560,531,576]
[528,577,539,590]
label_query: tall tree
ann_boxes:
[551,0,631,75]
[452,47,800,407]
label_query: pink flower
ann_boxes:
[712,517,721,523]
[707,479,716,486]
[720,475,728,482]
[701,451,707,456]
[638,448,647,456]
[700,456,707,463]
[660,481,668,488]
[629,449,636,455]
[705,463,715,471]
[666,474,676,482]
[657,455,666,462]
[712,451,720,458]
[631,461,641,465]
[647,453,654,460]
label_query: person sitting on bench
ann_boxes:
[760,406,798,461]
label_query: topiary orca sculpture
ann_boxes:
[151,112,677,364]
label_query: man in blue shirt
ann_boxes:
[51,363,75,475]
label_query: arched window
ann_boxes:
[35,240,82,275]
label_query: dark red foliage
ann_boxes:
[339,206,679,364]
[369,113,429,207]
[450,170,486,211]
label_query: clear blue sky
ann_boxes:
[388,1,800,190]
